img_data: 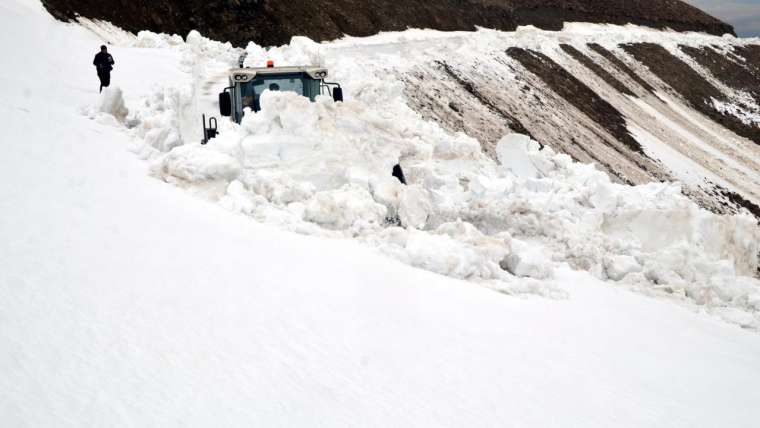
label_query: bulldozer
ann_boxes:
[199,58,406,188]
[202,59,343,143]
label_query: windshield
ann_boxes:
[240,75,305,111]
[253,76,304,97]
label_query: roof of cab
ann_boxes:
[229,66,328,81]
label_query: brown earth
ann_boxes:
[41,0,733,47]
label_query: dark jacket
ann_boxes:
[93,52,114,73]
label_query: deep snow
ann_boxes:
[111,23,760,329]
[3,1,760,427]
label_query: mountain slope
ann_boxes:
[3,1,760,426]
[43,3,760,220]
[74,10,760,322]
[41,0,734,47]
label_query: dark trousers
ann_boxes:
[98,71,111,93]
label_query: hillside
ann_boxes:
[41,0,734,47]
[70,7,760,323]
[4,0,760,426]
[399,27,760,219]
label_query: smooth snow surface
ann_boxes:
[2,1,760,427]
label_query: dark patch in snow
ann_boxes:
[560,44,635,97]
[506,47,644,154]
[714,185,760,219]
[587,43,656,94]
[731,45,760,77]
[568,136,634,185]
[680,45,760,105]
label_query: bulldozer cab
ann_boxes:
[218,65,343,124]
[202,63,343,143]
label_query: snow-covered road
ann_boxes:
[2,1,760,426]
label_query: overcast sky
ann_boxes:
[685,0,760,36]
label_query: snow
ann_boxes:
[496,134,543,179]
[2,1,760,426]
[98,87,129,121]
[139,69,760,324]
[376,23,760,210]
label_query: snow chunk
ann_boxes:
[604,255,643,281]
[500,239,554,280]
[157,144,242,183]
[398,185,432,229]
[133,31,183,48]
[98,87,128,122]
[304,185,387,230]
[497,133,542,179]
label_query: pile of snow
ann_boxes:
[114,73,760,327]
[98,87,129,121]
[133,30,184,49]
[90,27,760,328]
[129,87,188,153]
[80,87,129,126]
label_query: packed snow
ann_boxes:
[3,1,760,426]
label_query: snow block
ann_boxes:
[158,144,242,183]
[496,134,542,179]
[500,239,553,280]
[98,87,128,122]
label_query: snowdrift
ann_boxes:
[5,1,760,426]
[93,27,760,329]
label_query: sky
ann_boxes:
[686,0,760,37]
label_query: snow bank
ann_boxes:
[120,30,760,328]
[98,87,128,121]
[133,30,184,48]
[497,134,542,179]
[158,144,242,184]
[129,87,190,154]
[147,88,759,323]
[80,87,129,126]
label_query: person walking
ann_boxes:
[93,45,115,93]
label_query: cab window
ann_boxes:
[253,76,304,97]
